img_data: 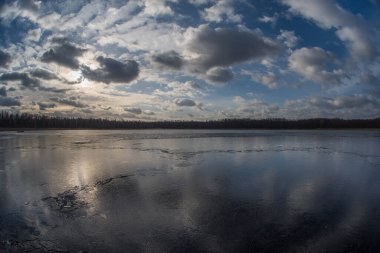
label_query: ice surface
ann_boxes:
[1,130,380,252]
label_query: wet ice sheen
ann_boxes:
[0,130,380,252]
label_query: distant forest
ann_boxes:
[0,112,380,129]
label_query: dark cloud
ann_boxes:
[124,107,142,114]
[174,98,196,107]
[81,56,139,84]
[0,86,6,96]
[187,25,281,71]
[37,102,56,111]
[187,80,201,89]
[152,50,184,69]
[50,97,87,108]
[39,86,68,93]
[29,68,80,85]
[29,68,60,80]
[0,72,40,89]
[0,97,20,106]
[0,49,11,68]
[206,67,234,83]
[289,47,345,85]
[360,72,380,89]
[17,0,39,12]
[41,40,86,69]
[0,71,68,93]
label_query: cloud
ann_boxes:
[41,39,86,69]
[0,86,7,96]
[28,68,60,80]
[152,50,184,70]
[277,30,299,48]
[201,0,242,23]
[0,71,68,93]
[17,0,40,13]
[50,97,87,108]
[0,72,40,89]
[38,86,68,93]
[185,25,281,72]
[186,80,201,89]
[284,94,380,118]
[38,102,56,111]
[233,96,280,118]
[205,67,234,83]
[124,107,142,114]
[174,98,196,107]
[282,0,377,61]
[289,47,345,84]
[189,0,211,6]
[141,0,175,16]
[144,110,155,116]
[254,72,279,89]
[309,95,379,110]
[360,72,380,87]
[0,97,20,106]
[81,56,139,84]
[0,49,11,68]
[258,14,279,25]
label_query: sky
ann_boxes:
[0,0,379,120]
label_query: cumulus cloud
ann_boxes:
[0,49,11,68]
[185,25,281,72]
[256,72,279,89]
[174,98,196,107]
[124,107,142,114]
[282,0,377,61]
[201,0,242,23]
[41,39,86,69]
[150,25,281,84]
[152,50,184,70]
[205,67,234,83]
[50,97,87,108]
[141,0,175,16]
[242,69,280,89]
[81,56,139,84]
[277,30,299,48]
[289,47,345,84]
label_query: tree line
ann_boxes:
[0,111,380,129]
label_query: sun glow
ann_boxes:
[69,70,83,83]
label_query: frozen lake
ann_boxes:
[1,130,380,252]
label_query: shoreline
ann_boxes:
[1,128,380,131]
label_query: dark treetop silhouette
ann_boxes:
[1,112,379,129]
